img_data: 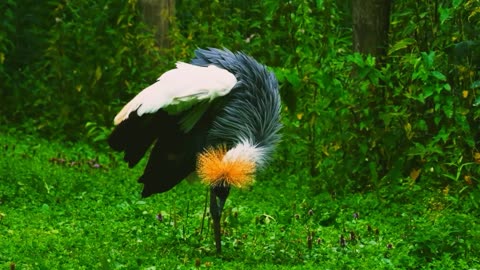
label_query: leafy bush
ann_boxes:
[0,1,16,88]
[1,134,479,268]
[267,0,480,195]
[1,0,480,196]
[1,0,165,140]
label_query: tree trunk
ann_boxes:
[352,0,391,60]
[139,0,175,49]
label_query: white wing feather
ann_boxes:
[113,62,237,125]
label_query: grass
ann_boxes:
[1,133,480,269]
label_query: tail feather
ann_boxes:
[108,111,172,168]
[139,139,196,197]
[109,109,209,197]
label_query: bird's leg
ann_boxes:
[210,190,222,253]
[209,185,230,254]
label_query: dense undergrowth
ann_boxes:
[1,133,479,269]
[1,0,479,193]
[1,0,480,268]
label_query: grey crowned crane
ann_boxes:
[108,48,281,253]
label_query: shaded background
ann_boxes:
[1,0,479,195]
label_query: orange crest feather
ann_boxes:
[197,145,255,188]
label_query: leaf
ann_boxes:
[117,14,124,25]
[423,86,434,99]
[417,119,427,131]
[474,152,480,164]
[410,168,421,181]
[284,69,301,88]
[95,66,102,81]
[464,175,473,185]
[421,51,435,68]
[443,186,449,195]
[365,55,376,67]
[443,100,454,118]
[436,127,451,143]
[388,38,415,55]
[468,7,480,21]
[272,67,285,83]
[471,80,480,89]
[404,122,414,140]
[439,7,452,24]
[431,71,446,81]
[347,53,365,67]
[453,0,464,8]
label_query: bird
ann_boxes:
[108,48,281,253]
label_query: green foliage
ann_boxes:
[0,1,15,84]
[2,0,480,207]
[266,0,480,197]
[2,1,480,267]
[169,0,480,199]
[384,1,480,190]
[1,0,165,140]
[1,134,479,268]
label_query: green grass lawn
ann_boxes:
[1,133,479,269]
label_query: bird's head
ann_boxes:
[197,140,264,215]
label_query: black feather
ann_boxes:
[138,127,205,196]
[108,111,166,167]
[109,106,216,197]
